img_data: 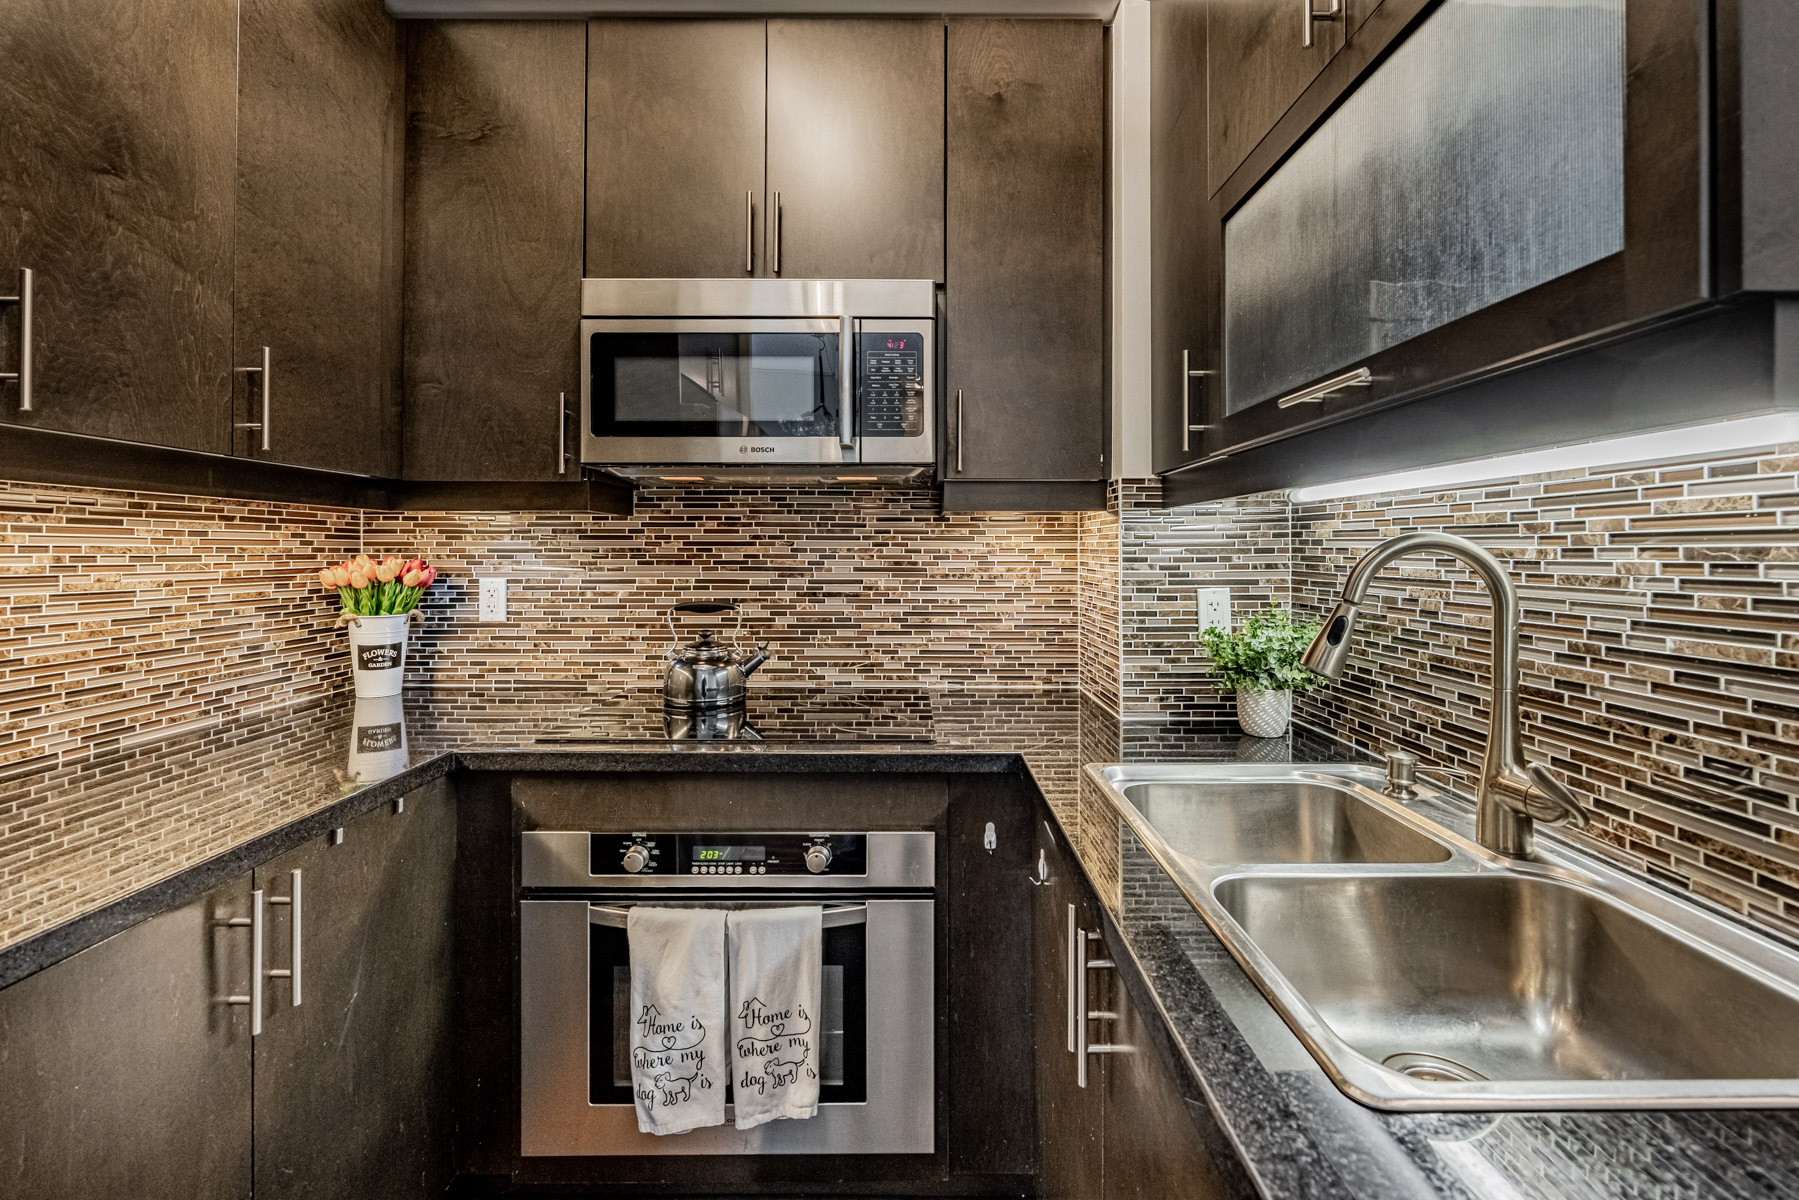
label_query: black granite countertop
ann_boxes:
[8,685,1797,1199]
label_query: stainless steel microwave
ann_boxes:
[580,278,935,479]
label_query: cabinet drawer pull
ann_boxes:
[1181,349,1215,452]
[1303,0,1343,48]
[0,267,34,411]
[1065,903,1078,1053]
[234,345,272,451]
[265,869,302,1007]
[955,389,965,474]
[1275,365,1372,409]
[1077,927,1133,1086]
[745,190,755,274]
[772,191,783,276]
[224,889,266,1036]
[557,391,568,475]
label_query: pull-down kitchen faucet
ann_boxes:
[1300,531,1587,858]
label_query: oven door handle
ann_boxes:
[588,903,869,929]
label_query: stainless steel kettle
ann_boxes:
[661,602,771,711]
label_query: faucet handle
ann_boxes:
[1521,762,1588,829]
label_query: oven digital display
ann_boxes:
[692,845,766,863]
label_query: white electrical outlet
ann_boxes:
[477,577,508,623]
[1197,587,1232,638]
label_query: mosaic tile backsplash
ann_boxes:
[1113,443,1799,942]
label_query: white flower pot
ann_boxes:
[346,694,408,783]
[345,613,411,698]
[1235,688,1293,738]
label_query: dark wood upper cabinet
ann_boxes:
[586,20,768,279]
[234,0,404,476]
[0,879,254,1200]
[945,19,1104,484]
[0,0,236,452]
[1206,0,1344,194]
[766,19,945,282]
[403,21,586,481]
[1151,0,1215,475]
[253,783,456,1200]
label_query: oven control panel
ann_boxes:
[856,332,925,437]
[589,833,868,878]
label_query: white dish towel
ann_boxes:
[626,906,728,1135]
[727,906,824,1130]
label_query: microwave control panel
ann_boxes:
[856,332,926,437]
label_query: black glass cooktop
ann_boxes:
[531,687,934,744]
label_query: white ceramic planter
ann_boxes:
[1235,688,1293,738]
[345,613,411,698]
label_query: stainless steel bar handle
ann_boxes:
[588,902,869,929]
[1275,365,1372,409]
[557,392,568,475]
[266,869,302,1007]
[772,192,782,276]
[954,389,965,474]
[1077,927,1130,1086]
[840,317,858,450]
[224,889,266,1036]
[234,346,272,451]
[1181,350,1216,452]
[1302,0,1342,47]
[745,191,754,274]
[1075,921,1090,1087]
[1065,903,1078,1053]
[0,267,34,411]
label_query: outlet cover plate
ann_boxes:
[1197,587,1232,638]
[477,577,507,623]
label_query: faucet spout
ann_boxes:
[1301,531,1583,857]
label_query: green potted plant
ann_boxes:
[1198,604,1325,738]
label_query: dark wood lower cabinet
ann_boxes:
[1036,818,1239,1199]
[253,780,457,1200]
[0,879,254,1200]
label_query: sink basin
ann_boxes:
[1121,778,1450,866]
[1215,873,1799,1092]
[1090,762,1799,1108]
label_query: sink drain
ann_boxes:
[1382,1052,1489,1083]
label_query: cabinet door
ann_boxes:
[1034,819,1104,1200]
[946,20,1104,483]
[1207,0,1344,192]
[252,783,456,1200]
[1151,0,1216,474]
[587,20,767,279]
[0,879,254,1200]
[234,0,403,475]
[0,0,236,451]
[1101,944,1235,1199]
[766,19,944,282]
[403,21,585,481]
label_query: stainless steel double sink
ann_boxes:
[1090,763,1799,1110]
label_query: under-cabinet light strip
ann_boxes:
[1287,412,1799,504]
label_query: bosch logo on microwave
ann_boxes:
[739,444,775,454]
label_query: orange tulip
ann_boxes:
[330,565,351,587]
[317,568,336,589]
[376,562,399,583]
[402,569,422,587]
[348,571,369,589]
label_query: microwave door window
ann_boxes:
[591,331,839,439]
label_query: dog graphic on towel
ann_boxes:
[632,1005,714,1112]
[734,996,817,1097]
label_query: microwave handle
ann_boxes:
[840,318,857,451]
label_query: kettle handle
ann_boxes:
[668,601,744,647]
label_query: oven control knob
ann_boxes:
[804,843,833,874]
[621,844,652,874]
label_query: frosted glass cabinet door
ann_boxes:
[1223,0,1626,415]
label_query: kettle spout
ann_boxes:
[742,646,771,677]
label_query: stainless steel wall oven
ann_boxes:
[518,830,934,1156]
[579,279,935,476]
